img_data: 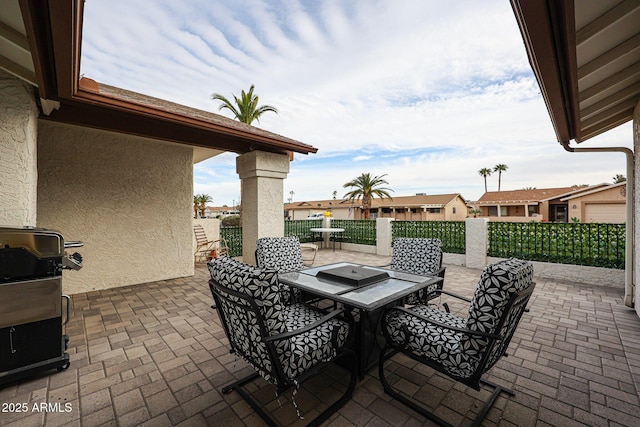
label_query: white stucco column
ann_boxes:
[466,218,489,269]
[376,218,394,256]
[0,70,38,227]
[236,150,289,265]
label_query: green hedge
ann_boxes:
[331,219,376,245]
[285,219,322,242]
[220,226,242,257]
[392,221,465,254]
[488,222,625,269]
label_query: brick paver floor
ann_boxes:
[1,249,639,426]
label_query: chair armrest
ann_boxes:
[429,289,472,303]
[384,306,501,340]
[264,308,349,342]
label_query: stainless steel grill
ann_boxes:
[0,227,82,385]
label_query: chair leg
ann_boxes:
[378,347,453,427]
[378,346,513,427]
[222,372,277,427]
[473,379,515,427]
[307,349,357,427]
[220,349,357,427]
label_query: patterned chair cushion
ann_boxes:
[391,237,443,304]
[256,237,305,303]
[391,237,443,275]
[383,304,476,378]
[209,257,350,384]
[256,237,306,273]
[383,258,533,379]
[279,303,350,380]
[461,258,534,368]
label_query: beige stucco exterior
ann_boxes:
[474,185,627,223]
[287,194,468,221]
[0,71,38,227]
[0,66,294,295]
[566,184,626,223]
[37,121,194,294]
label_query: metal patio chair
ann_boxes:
[255,236,308,304]
[389,237,446,305]
[378,258,535,427]
[208,256,356,426]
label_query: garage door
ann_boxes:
[584,203,625,223]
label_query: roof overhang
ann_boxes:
[0,0,317,156]
[511,0,640,144]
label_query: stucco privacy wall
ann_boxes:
[0,70,38,226]
[37,121,194,294]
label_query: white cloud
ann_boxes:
[81,0,634,206]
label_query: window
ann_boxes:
[488,206,498,216]
[452,207,457,214]
[429,208,441,214]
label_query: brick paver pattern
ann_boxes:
[1,250,639,426]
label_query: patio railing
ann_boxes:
[331,219,376,245]
[221,220,625,269]
[285,219,322,242]
[488,222,625,269]
[392,220,466,254]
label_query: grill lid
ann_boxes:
[0,227,83,282]
[0,227,64,258]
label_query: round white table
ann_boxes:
[310,227,345,251]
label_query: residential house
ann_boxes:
[564,182,626,223]
[0,1,315,293]
[287,194,468,221]
[202,206,240,219]
[474,184,619,222]
[511,0,639,313]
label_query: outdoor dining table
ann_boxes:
[309,227,345,251]
[279,262,443,378]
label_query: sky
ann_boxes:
[80,0,633,207]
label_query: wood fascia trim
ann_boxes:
[73,84,317,154]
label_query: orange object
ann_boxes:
[208,249,218,260]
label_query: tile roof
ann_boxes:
[94,81,315,152]
[286,194,465,209]
[477,187,585,204]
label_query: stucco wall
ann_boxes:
[0,70,38,227]
[37,121,194,294]
[568,186,625,222]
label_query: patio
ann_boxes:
[1,250,639,427]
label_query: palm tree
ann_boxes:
[613,174,626,183]
[478,168,492,193]
[211,85,278,125]
[494,164,508,191]
[343,173,393,220]
[193,194,212,218]
[193,195,201,219]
